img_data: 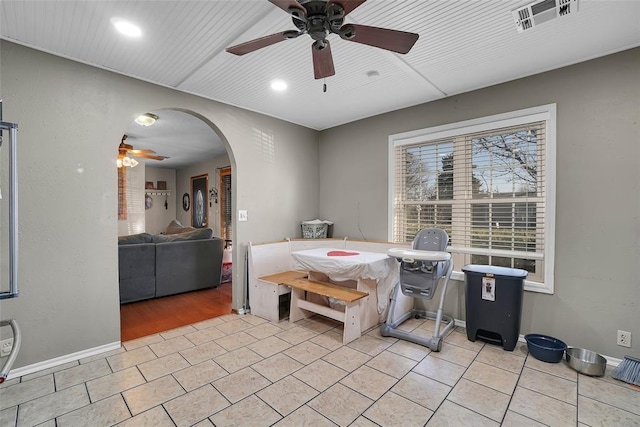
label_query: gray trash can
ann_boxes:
[462,265,527,351]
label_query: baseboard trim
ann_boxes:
[7,341,121,380]
[451,319,622,366]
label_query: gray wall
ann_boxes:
[144,167,177,235]
[1,39,637,370]
[0,41,319,368]
[319,48,640,359]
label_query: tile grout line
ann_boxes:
[422,339,501,426]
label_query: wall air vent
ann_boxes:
[512,0,579,33]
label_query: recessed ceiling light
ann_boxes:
[111,17,142,38]
[270,80,287,91]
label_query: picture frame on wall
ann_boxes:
[191,174,208,228]
[145,181,154,189]
[157,181,167,190]
[182,193,190,212]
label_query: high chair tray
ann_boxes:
[388,248,451,262]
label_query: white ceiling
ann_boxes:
[2,0,639,166]
[124,109,228,169]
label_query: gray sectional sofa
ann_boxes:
[118,228,225,304]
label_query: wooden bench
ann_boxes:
[259,271,308,285]
[283,278,369,344]
[253,270,308,322]
[249,241,305,322]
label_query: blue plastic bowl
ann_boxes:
[525,334,567,363]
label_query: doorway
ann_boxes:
[117,109,234,341]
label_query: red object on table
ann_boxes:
[327,250,359,256]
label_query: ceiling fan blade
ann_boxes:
[227,31,300,56]
[130,149,156,155]
[312,40,335,80]
[133,153,166,161]
[339,24,419,54]
[327,0,366,16]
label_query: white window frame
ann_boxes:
[388,104,556,294]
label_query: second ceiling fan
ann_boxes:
[119,135,167,162]
[226,0,419,79]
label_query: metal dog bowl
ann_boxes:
[565,347,606,376]
[525,334,567,363]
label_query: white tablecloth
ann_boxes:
[291,248,398,317]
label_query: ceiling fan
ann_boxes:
[118,135,167,162]
[226,0,419,79]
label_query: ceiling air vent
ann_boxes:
[512,0,579,33]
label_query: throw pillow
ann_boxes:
[164,219,195,235]
[153,228,213,243]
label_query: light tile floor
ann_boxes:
[1,313,639,426]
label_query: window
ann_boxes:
[389,105,556,293]
[220,168,232,241]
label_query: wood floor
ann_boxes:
[120,282,233,342]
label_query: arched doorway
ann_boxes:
[117,108,236,341]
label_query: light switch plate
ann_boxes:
[238,210,248,222]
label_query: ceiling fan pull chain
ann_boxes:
[323,78,327,93]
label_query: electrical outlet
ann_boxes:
[0,338,13,357]
[617,330,631,348]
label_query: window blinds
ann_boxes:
[392,121,546,278]
[221,172,232,240]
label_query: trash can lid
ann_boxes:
[462,264,528,279]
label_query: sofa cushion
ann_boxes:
[153,228,214,243]
[164,219,195,235]
[118,233,154,245]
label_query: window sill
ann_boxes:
[451,270,552,294]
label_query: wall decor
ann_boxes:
[145,194,153,210]
[191,174,208,227]
[157,181,167,190]
[182,193,190,212]
[145,181,154,189]
[209,187,218,207]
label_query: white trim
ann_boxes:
[602,355,623,368]
[387,137,395,242]
[388,104,556,294]
[6,341,121,380]
[448,246,544,261]
[425,318,621,367]
[449,272,551,294]
[390,105,555,146]
[544,104,557,295]
[514,334,622,367]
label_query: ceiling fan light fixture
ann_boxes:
[118,156,139,168]
[135,113,158,126]
[270,80,287,91]
[111,17,142,38]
